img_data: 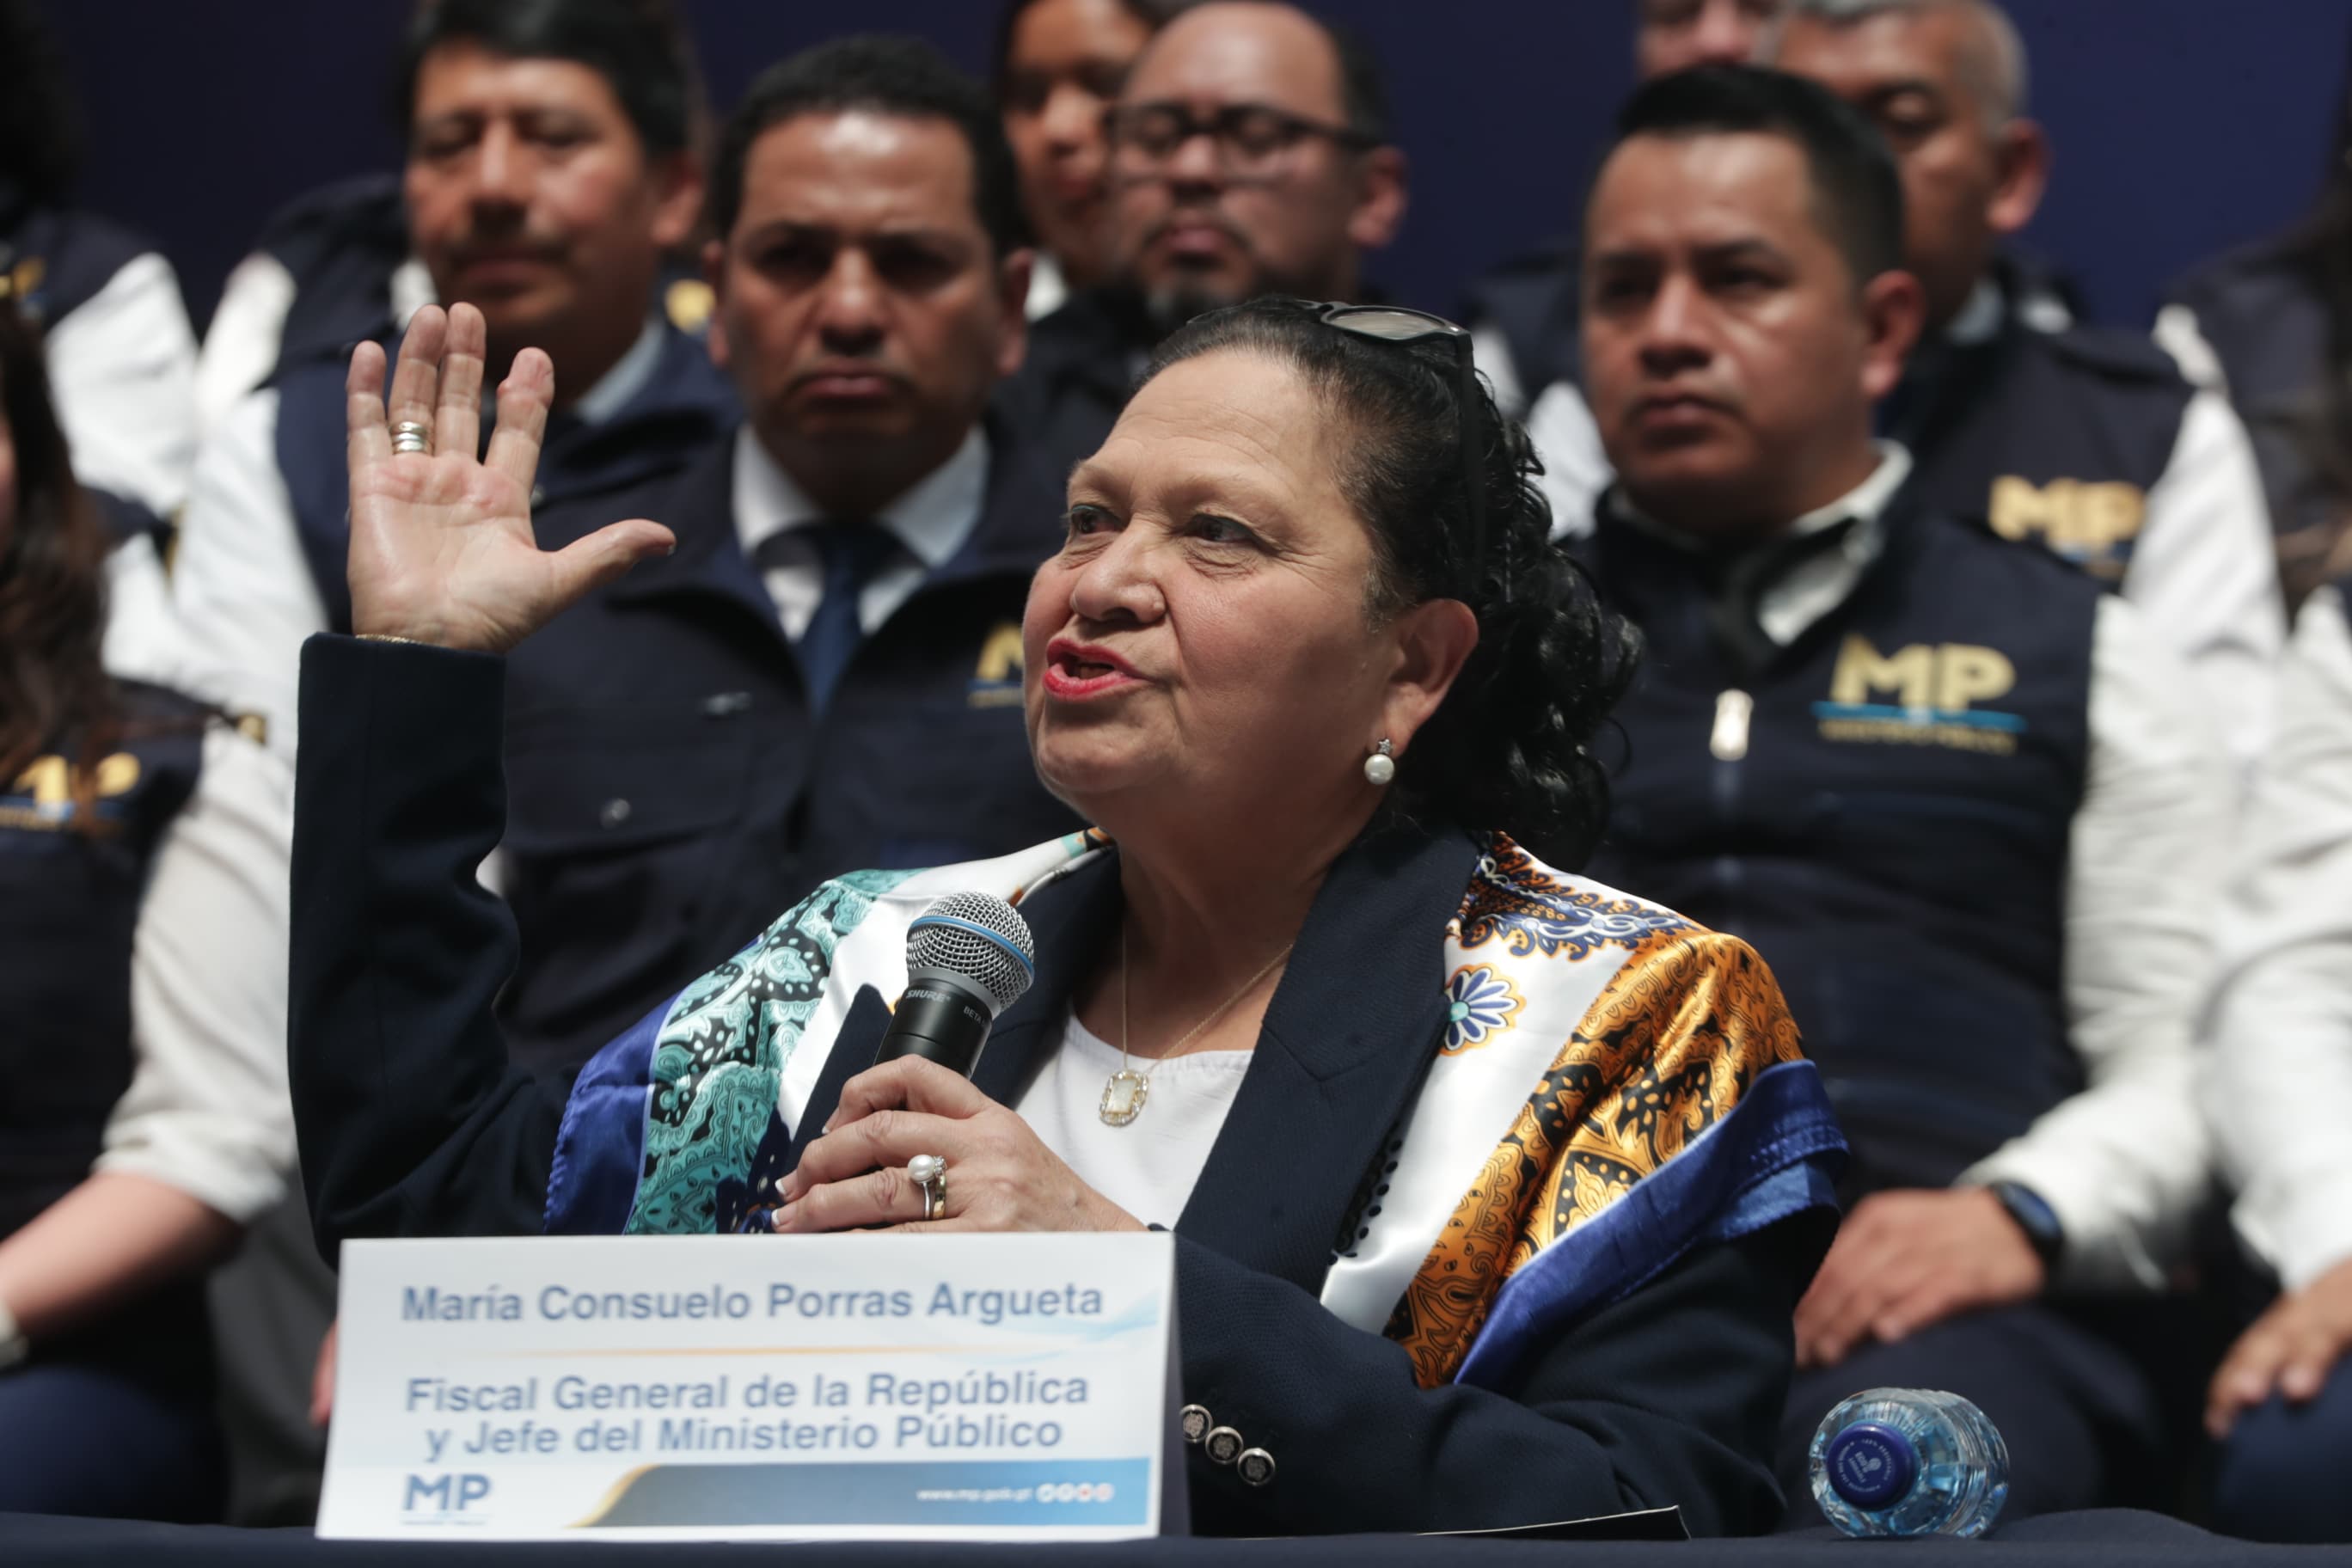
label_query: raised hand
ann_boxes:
[344,303,675,653]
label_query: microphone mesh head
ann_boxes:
[905,893,1036,1016]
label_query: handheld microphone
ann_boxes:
[873,893,1037,1075]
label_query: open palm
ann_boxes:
[345,303,674,654]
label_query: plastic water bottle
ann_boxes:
[1809,1388,2010,1539]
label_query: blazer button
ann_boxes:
[1179,1405,1211,1445]
[530,485,547,508]
[1203,1426,1244,1466]
[1236,1448,1276,1487]
[599,798,633,828]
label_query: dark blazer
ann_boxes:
[289,634,1832,1537]
[493,424,1083,1072]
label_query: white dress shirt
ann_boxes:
[1529,287,2286,780]
[2203,588,2352,1289]
[1627,448,2230,1290]
[93,724,297,1226]
[732,424,989,641]
[1014,1012,1251,1229]
[1025,251,1070,323]
[169,315,668,757]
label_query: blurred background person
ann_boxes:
[492,34,1081,1075]
[171,0,729,757]
[1004,0,1407,479]
[1569,67,2228,1524]
[2200,577,2352,1545]
[193,32,716,442]
[1467,0,1784,420]
[193,175,418,443]
[1639,0,1787,77]
[172,0,726,1525]
[994,0,1191,322]
[1511,3,2284,783]
[2161,46,2352,617]
[0,0,196,683]
[0,299,291,1521]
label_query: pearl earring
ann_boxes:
[1363,738,1396,787]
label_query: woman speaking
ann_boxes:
[291,299,1843,1535]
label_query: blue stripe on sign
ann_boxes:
[580,1458,1152,1528]
[1810,701,2027,733]
[908,915,1036,978]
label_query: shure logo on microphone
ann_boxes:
[903,986,987,1023]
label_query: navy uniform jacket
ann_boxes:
[1577,494,2101,1200]
[493,424,1085,1073]
[1512,251,2281,768]
[286,633,1831,1535]
[1,684,212,1393]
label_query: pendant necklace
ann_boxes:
[1100,924,1293,1127]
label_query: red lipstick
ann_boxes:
[1042,638,1145,701]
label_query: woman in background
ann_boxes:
[995,0,1191,319]
[0,301,292,1520]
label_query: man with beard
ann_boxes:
[172,0,732,758]
[1001,0,1408,477]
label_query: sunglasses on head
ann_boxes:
[1310,303,1491,599]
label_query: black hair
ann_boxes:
[1608,64,1905,286]
[0,298,114,830]
[989,0,1197,95]
[710,35,1027,256]
[0,0,79,205]
[396,0,701,158]
[1138,298,1640,867]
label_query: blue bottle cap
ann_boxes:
[1824,1421,1920,1509]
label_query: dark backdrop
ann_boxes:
[39,0,2352,333]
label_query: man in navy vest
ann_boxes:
[1001,2,1408,481]
[171,0,730,756]
[487,34,1083,1075]
[1511,2,2285,781]
[1572,66,2231,1522]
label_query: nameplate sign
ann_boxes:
[316,1232,1184,1541]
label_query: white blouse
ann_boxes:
[1013,1013,1251,1229]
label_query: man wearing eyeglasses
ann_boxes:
[1001,1,1407,479]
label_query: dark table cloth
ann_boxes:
[8,1510,2347,1565]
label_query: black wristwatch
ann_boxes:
[1986,1180,2065,1272]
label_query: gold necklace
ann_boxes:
[1099,925,1294,1127]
